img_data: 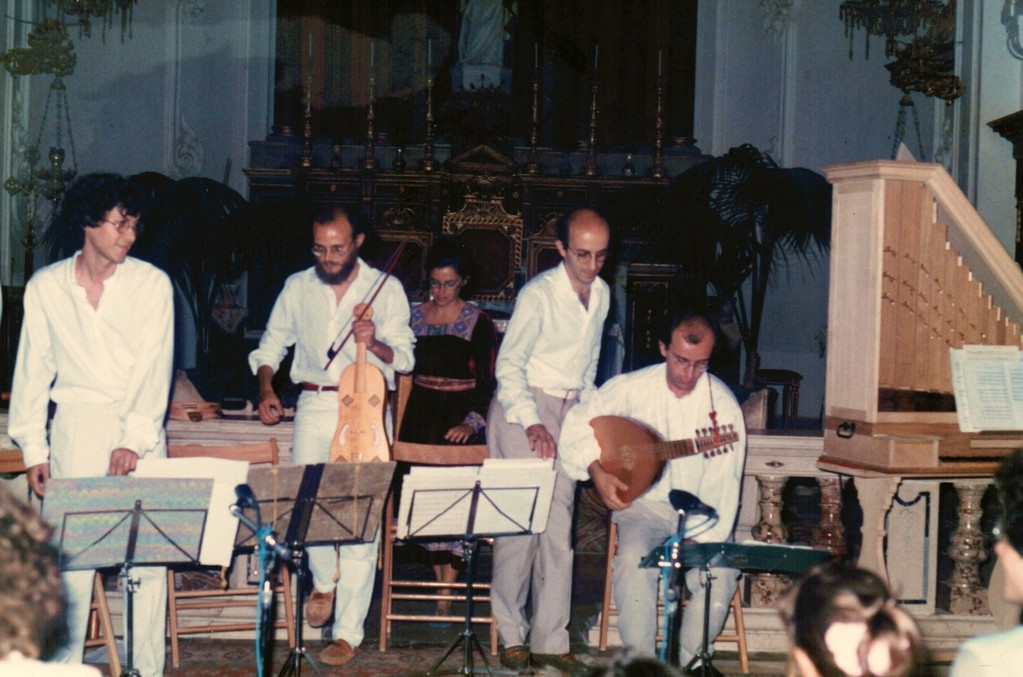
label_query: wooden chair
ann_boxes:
[378,373,498,653]
[597,522,749,673]
[164,439,296,668]
[84,572,122,676]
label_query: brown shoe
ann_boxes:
[305,588,334,628]
[499,644,529,671]
[530,652,589,676]
[320,638,358,666]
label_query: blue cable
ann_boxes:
[254,524,274,677]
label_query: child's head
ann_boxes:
[779,563,922,677]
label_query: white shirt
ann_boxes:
[248,259,415,388]
[950,625,1023,677]
[0,652,102,676]
[8,254,174,469]
[558,364,747,543]
[495,262,609,429]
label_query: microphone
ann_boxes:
[669,490,717,519]
[235,483,258,507]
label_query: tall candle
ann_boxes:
[534,42,539,71]
[308,31,313,59]
[370,41,375,69]
[658,49,662,77]
[428,38,432,68]
[594,44,599,72]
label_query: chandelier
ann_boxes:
[840,0,947,59]
[45,0,139,42]
[840,0,963,104]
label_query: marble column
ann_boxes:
[948,481,991,615]
[751,475,789,607]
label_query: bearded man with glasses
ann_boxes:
[249,204,414,667]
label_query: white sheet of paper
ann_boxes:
[134,457,249,566]
[950,345,1023,432]
[395,459,556,540]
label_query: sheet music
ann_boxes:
[950,345,1023,432]
[135,457,248,566]
[396,458,555,540]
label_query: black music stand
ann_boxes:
[395,459,557,677]
[643,541,831,674]
[42,477,214,677]
[245,462,396,677]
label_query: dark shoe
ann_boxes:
[305,588,334,628]
[683,661,724,677]
[499,645,530,671]
[530,652,589,675]
[319,638,358,666]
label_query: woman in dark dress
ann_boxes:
[398,238,495,617]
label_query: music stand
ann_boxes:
[42,477,214,677]
[395,458,557,677]
[643,540,830,675]
[245,462,396,677]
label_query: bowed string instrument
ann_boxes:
[326,241,407,463]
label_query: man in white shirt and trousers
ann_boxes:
[249,205,414,667]
[487,208,611,675]
[559,305,747,677]
[9,172,174,677]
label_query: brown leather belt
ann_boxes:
[301,382,339,392]
[414,375,475,392]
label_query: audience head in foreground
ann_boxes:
[587,654,685,677]
[779,562,922,677]
[0,484,65,660]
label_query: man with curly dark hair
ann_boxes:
[8,172,173,676]
[0,485,100,675]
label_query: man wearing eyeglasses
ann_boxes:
[248,204,413,667]
[951,448,1023,676]
[8,173,173,677]
[558,305,747,677]
[487,208,610,675]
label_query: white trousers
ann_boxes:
[612,498,737,666]
[292,391,382,647]
[486,392,577,654]
[49,403,166,677]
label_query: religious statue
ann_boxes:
[457,0,513,67]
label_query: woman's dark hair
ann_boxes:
[426,237,476,298]
[996,447,1023,555]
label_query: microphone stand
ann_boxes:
[668,490,720,676]
[230,498,294,677]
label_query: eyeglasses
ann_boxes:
[567,247,608,265]
[673,356,710,373]
[429,279,462,289]
[311,243,354,258]
[101,218,140,235]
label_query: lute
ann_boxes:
[590,415,738,504]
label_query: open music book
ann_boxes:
[395,458,556,540]
[950,345,1023,432]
